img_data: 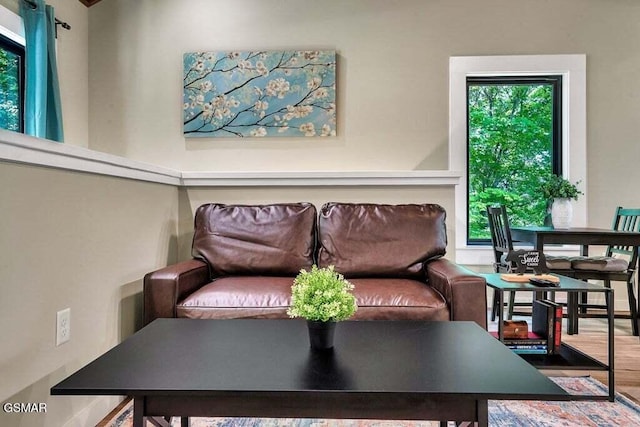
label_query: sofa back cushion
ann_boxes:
[192,203,316,277]
[317,203,447,279]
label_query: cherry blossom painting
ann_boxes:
[183,50,336,138]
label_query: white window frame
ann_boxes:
[449,54,587,265]
[0,4,25,46]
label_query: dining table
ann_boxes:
[510,226,640,335]
[510,226,640,256]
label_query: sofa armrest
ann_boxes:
[143,259,210,325]
[425,258,487,329]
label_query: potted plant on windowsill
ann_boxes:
[540,174,583,229]
[287,265,357,351]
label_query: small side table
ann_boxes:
[483,273,615,401]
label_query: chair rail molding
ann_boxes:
[0,129,181,185]
[180,170,461,187]
[0,130,461,187]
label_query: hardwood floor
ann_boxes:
[489,311,640,403]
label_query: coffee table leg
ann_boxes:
[181,416,190,427]
[477,399,488,427]
[438,399,488,427]
[133,397,144,427]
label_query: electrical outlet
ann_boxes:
[56,308,71,346]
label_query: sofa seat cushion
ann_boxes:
[176,276,294,319]
[176,276,449,321]
[349,278,449,321]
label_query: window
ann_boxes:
[466,75,562,244]
[0,33,24,132]
[449,55,587,265]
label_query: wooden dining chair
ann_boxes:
[570,207,640,335]
[487,205,517,321]
[486,205,573,321]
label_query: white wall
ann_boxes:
[49,0,90,148]
[0,0,89,147]
[0,2,106,425]
[88,0,454,171]
[0,162,178,427]
[86,0,640,229]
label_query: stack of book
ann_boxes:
[532,299,563,355]
[491,329,548,354]
[491,300,563,355]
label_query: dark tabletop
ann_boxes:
[511,226,640,247]
[51,319,568,400]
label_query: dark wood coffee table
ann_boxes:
[51,319,569,427]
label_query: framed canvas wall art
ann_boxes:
[183,50,336,138]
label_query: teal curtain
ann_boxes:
[19,0,64,142]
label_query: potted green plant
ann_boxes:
[287,265,357,350]
[540,174,583,229]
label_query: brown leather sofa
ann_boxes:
[143,202,487,328]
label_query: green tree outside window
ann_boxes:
[467,78,561,241]
[0,41,21,132]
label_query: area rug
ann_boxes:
[106,377,640,427]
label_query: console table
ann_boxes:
[484,273,614,401]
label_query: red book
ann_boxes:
[532,299,563,354]
[545,300,563,353]
[532,300,555,353]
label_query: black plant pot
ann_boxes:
[307,320,336,351]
